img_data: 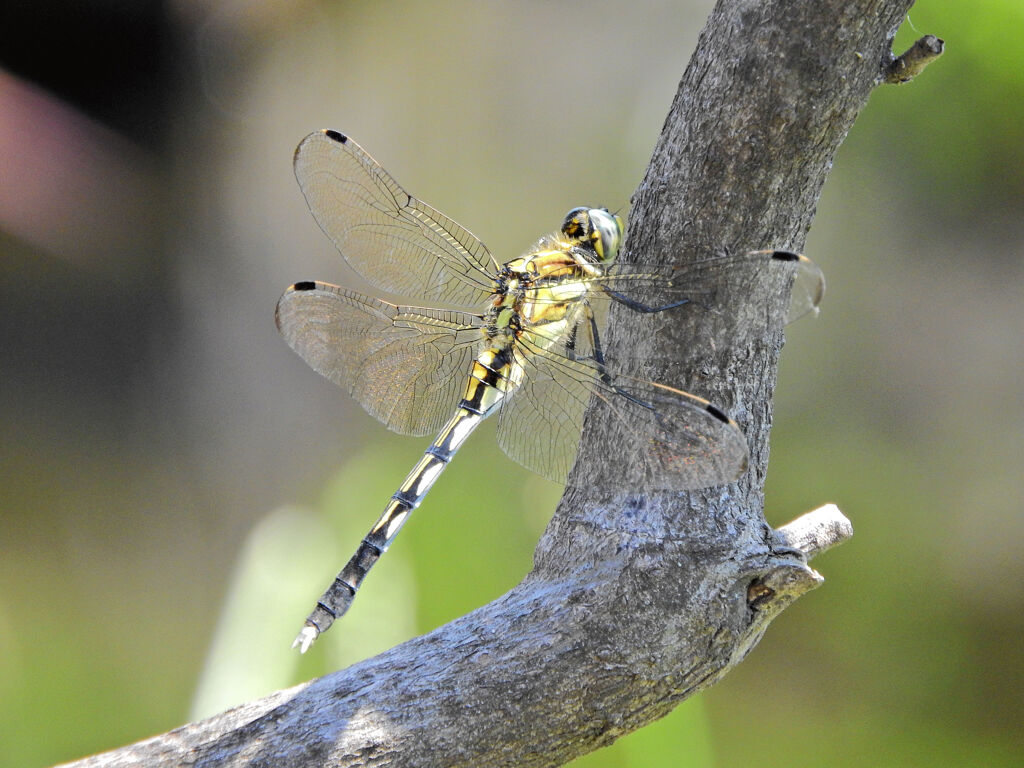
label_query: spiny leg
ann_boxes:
[600,285,693,313]
[575,304,730,426]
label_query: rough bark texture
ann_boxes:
[61,1,925,766]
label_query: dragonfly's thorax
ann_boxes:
[476,234,607,406]
[489,237,605,325]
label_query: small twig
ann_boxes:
[740,506,850,635]
[774,504,853,559]
[885,34,945,84]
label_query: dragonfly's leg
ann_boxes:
[563,322,580,355]
[577,305,615,386]
[612,386,655,411]
[559,310,601,366]
[578,308,673,415]
[600,286,692,314]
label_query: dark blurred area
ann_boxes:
[2,1,169,145]
[0,0,170,393]
[1,2,1021,768]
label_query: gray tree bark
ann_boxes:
[62,0,937,766]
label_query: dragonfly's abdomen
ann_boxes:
[462,345,523,415]
[297,348,522,648]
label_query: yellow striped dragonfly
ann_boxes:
[277,130,824,652]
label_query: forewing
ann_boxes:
[293,130,496,307]
[276,281,482,436]
[497,328,748,491]
[558,250,825,324]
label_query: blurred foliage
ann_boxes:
[881,4,1024,221]
[1,1,1021,767]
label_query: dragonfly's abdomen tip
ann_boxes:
[292,625,320,654]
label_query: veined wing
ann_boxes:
[527,250,825,324]
[294,130,496,307]
[496,326,748,491]
[276,281,483,436]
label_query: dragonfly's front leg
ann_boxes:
[599,285,693,314]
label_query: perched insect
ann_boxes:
[277,130,824,651]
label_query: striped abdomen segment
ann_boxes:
[294,346,520,651]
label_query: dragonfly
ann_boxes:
[277,129,824,652]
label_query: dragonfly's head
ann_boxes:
[561,207,623,264]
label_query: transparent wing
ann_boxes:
[494,250,821,489]
[276,281,483,436]
[293,130,496,307]
[526,250,825,324]
[496,325,748,491]
[495,335,591,486]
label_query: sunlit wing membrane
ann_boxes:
[779,252,826,323]
[276,281,483,436]
[525,250,824,324]
[497,327,748,490]
[293,130,496,307]
[495,336,595,485]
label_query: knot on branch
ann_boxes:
[723,504,849,667]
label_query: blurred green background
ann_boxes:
[1,1,1020,766]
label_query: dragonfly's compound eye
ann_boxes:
[561,207,591,240]
[560,207,623,263]
[587,208,623,263]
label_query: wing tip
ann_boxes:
[755,249,826,320]
[275,281,320,332]
[295,130,349,165]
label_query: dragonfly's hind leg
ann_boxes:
[565,305,615,387]
[574,305,733,428]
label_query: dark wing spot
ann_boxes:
[770,251,799,262]
[705,403,730,424]
[293,281,318,291]
[324,130,348,144]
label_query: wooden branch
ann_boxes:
[61,0,929,765]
